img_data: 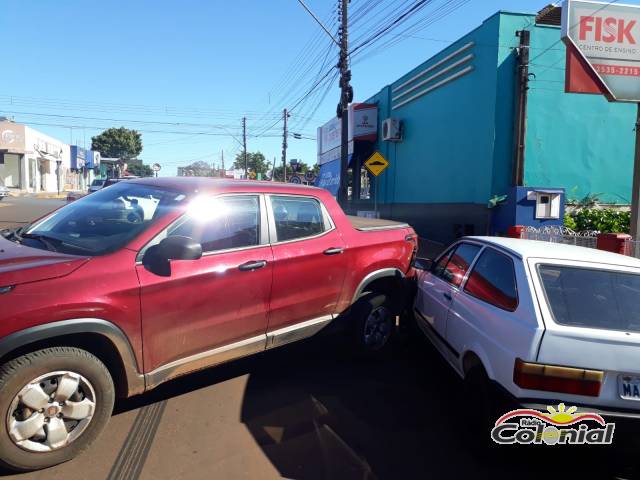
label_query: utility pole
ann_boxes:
[221,149,225,177]
[282,108,289,183]
[273,156,276,181]
[337,0,352,206]
[242,117,247,178]
[630,106,640,240]
[512,29,530,187]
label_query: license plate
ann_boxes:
[619,375,640,401]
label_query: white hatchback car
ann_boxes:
[414,236,640,421]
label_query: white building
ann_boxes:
[0,121,99,193]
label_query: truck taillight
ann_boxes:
[513,359,603,397]
[405,234,418,265]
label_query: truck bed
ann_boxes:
[347,215,409,232]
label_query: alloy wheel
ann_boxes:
[363,306,393,350]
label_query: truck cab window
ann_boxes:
[270,196,326,242]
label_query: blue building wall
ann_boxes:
[521,20,636,204]
[372,12,503,206]
[344,10,636,242]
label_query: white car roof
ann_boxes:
[465,236,640,269]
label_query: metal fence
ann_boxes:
[520,226,599,249]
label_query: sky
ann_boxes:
[2,0,563,176]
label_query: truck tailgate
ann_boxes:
[347,215,409,232]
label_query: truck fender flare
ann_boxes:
[0,318,145,396]
[351,268,405,305]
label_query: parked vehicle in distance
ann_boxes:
[88,179,106,193]
[66,176,140,203]
[413,236,640,427]
[0,183,9,201]
[0,177,416,471]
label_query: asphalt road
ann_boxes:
[0,197,638,479]
[0,196,65,230]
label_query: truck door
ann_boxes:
[136,194,273,375]
[265,194,347,344]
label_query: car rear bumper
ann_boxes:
[518,399,640,423]
[491,381,640,426]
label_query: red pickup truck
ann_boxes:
[0,178,416,471]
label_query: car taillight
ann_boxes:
[513,359,603,397]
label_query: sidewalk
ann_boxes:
[8,190,75,200]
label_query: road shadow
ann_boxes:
[107,331,639,479]
[237,334,640,480]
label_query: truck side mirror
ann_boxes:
[157,235,202,261]
[142,236,202,277]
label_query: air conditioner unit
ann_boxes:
[382,118,402,142]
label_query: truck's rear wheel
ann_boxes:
[0,347,114,472]
[351,293,395,355]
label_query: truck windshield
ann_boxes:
[24,182,188,256]
[539,264,640,333]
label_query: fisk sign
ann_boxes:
[563,0,640,102]
[578,16,636,45]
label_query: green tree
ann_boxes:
[91,127,143,160]
[272,161,318,181]
[233,152,269,177]
[126,163,153,177]
[182,160,213,177]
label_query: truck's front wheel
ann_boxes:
[0,347,114,472]
[351,293,395,355]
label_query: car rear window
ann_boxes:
[538,265,640,333]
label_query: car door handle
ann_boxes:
[323,247,344,255]
[238,260,267,271]
[443,292,452,301]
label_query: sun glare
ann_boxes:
[186,196,229,223]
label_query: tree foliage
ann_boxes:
[271,161,319,181]
[126,163,153,177]
[232,152,269,177]
[182,160,213,177]
[91,127,142,160]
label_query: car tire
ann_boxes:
[0,347,114,472]
[464,365,498,440]
[351,292,396,356]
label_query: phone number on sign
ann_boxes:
[593,64,640,77]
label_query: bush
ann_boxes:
[565,208,630,233]
[563,213,577,230]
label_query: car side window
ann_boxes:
[464,248,518,311]
[437,243,482,287]
[270,196,326,242]
[168,195,260,253]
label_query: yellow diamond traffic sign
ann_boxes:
[364,151,389,177]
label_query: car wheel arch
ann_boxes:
[461,348,494,381]
[0,319,144,398]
